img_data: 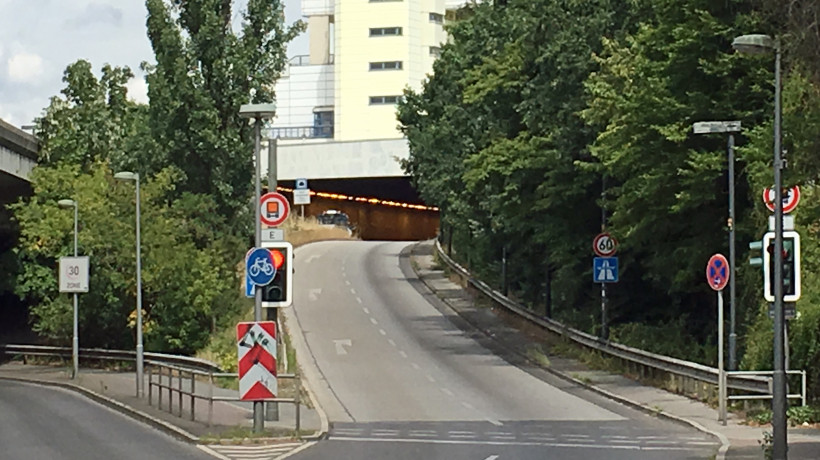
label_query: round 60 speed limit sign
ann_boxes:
[593,232,618,257]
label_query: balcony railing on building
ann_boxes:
[268,125,334,140]
[288,54,335,67]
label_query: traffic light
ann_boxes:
[261,242,293,307]
[762,231,801,302]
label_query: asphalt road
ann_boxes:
[0,379,213,460]
[287,240,719,459]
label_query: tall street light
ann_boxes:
[732,33,787,459]
[693,120,742,371]
[58,198,80,379]
[114,171,144,398]
[238,102,277,434]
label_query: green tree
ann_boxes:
[142,0,304,221]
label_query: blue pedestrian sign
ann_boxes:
[593,257,619,283]
[247,248,276,286]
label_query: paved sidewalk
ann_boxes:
[408,240,820,460]
[0,360,323,456]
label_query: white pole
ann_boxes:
[718,290,726,424]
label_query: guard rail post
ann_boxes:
[296,373,302,437]
[190,372,196,421]
[178,369,183,416]
[148,365,153,405]
[167,367,172,413]
[208,371,214,427]
[158,366,164,408]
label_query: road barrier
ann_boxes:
[432,240,805,405]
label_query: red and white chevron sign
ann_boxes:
[236,321,278,401]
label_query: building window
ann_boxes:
[370,96,402,105]
[429,12,444,24]
[370,27,403,36]
[429,46,441,57]
[313,111,334,138]
[369,61,403,71]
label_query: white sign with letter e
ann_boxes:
[59,256,89,293]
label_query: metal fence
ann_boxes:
[433,239,807,405]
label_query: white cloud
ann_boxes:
[126,76,148,104]
[7,52,44,82]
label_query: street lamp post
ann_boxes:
[114,171,144,398]
[58,199,79,379]
[732,33,787,459]
[239,103,277,434]
[693,120,742,371]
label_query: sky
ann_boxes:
[0,0,307,127]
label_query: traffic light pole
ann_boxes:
[266,138,280,422]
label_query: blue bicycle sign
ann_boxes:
[246,248,276,286]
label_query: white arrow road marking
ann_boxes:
[308,288,322,301]
[334,339,352,355]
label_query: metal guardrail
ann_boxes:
[0,344,221,373]
[433,240,776,398]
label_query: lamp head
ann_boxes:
[114,171,138,181]
[57,199,76,208]
[732,34,776,55]
[238,103,277,119]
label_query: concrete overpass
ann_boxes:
[0,118,37,204]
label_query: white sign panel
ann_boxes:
[262,228,285,242]
[293,189,311,205]
[59,256,89,293]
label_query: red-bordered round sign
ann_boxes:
[260,192,290,227]
[763,185,800,214]
[593,233,618,257]
[706,253,730,291]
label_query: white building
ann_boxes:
[266,0,466,181]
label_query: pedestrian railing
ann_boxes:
[146,361,303,434]
[433,240,806,407]
[727,370,807,407]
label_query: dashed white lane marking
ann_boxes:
[411,362,421,370]
[486,418,504,427]
[426,374,436,383]
[356,297,363,304]
[441,388,454,396]
[362,307,370,314]
[484,456,500,460]
[611,439,640,444]
[370,317,378,325]
[408,430,437,437]
[350,288,357,295]
[461,401,475,409]
[602,435,629,439]
[345,280,351,286]
[388,339,397,347]
[379,329,387,336]
[562,434,591,439]
[372,429,400,436]
[399,351,408,358]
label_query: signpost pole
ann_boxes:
[266,138,279,423]
[72,203,79,379]
[718,290,727,424]
[253,117,264,433]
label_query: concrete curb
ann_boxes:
[0,375,200,443]
[406,241,731,459]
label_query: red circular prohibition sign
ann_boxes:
[706,254,730,291]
